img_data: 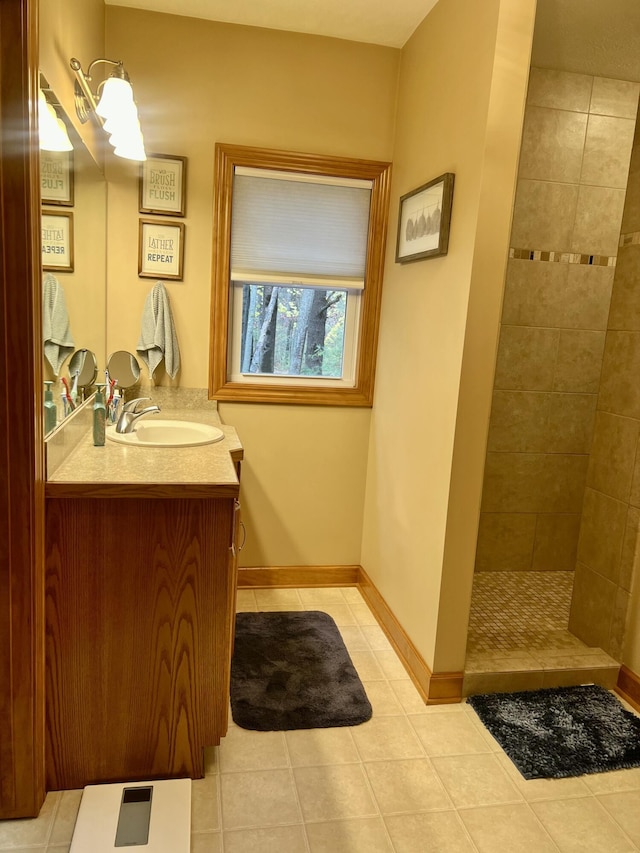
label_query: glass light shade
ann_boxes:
[114,138,147,161]
[102,103,140,136]
[95,76,135,119]
[112,124,146,161]
[38,90,73,151]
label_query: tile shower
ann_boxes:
[466,68,640,690]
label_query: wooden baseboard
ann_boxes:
[237,565,360,588]
[357,567,463,705]
[616,664,640,713]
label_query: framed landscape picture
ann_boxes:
[395,172,455,263]
[139,154,187,217]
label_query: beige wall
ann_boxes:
[360,0,536,673]
[105,7,399,567]
[39,0,105,165]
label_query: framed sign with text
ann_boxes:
[139,154,187,217]
[138,219,185,280]
[40,149,74,206]
[42,210,74,271]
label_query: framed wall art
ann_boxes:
[139,219,185,280]
[395,172,455,263]
[139,154,187,217]
[40,148,74,206]
[41,210,74,272]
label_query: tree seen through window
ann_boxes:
[240,284,346,377]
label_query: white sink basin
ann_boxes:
[106,419,225,447]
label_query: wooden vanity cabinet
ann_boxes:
[45,491,240,791]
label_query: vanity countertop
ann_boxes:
[46,406,243,499]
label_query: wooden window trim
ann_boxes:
[209,143,392,407]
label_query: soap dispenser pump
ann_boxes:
[44,381,57,435]
[93,383,107,447]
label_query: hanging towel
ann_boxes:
[42,273,75,376]
[136,280,181,379]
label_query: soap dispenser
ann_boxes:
[93,384,107,447]
[44,381,57,435]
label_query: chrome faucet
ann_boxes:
[115,397,161,434]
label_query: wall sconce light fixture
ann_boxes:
[38,89,73,152]
[70,57,146,161]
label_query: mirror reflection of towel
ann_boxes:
[43,273,75,376]
[136,281,181,379]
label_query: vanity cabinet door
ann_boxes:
[45,495,236,790]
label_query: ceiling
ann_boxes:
[533,0,640,82]
[104,0,440,48]
[106,0,640,79]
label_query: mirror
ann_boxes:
[68,348,98,390]
[107,350,141,390]
[40,75,106,425]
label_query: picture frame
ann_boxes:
[138,219,185,280]
[139,154,187,217]
[41,210,74,272]
[40,149,74,206]
[395,172,455,263]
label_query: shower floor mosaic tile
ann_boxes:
[466,571,575,654]
[464,572,619,696]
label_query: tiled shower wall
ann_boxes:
[476,68,639,578]
[569,116,640,658]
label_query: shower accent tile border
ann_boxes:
[620,231,640,247]
[509,247,617,266]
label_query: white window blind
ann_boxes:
[230,168,372,289]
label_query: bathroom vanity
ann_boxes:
[44,398,242,791]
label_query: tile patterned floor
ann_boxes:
[466,571,575,653]
[2,586,640,852]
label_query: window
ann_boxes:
[209,144,392,406]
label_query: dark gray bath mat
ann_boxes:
[468,684,640,779]
[230,610,372,731]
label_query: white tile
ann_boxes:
[350,604,379,626]
[360,681,404,716]
[190,832,223,852]
[348,650,385,681]
[219,726,289,773]
[223,825,307,853]
[285,727,360,767]
[220,769,301,830]
[293,764,378,822]
[385,811,477,852]
[532,796,636,852]
[0,791,58,848]
[340,587,366,605]
[373,649,409,679]
[236,589,257,611]
[360,625,392,651]
[298,588,349,605]
[460,802,559,852]
[305,817,394,852]
[337,626,370,652]
[191,776,221,833]
[410,711,492,757]
[431,753,523,809]
[48,789,82,846]
[365,759,452,814]
[351,716,425,762]
[254,588,303,608]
